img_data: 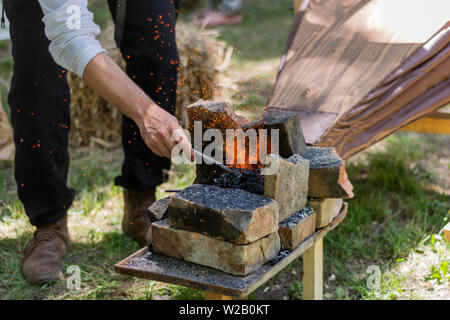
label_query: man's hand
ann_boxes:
[83,52,192,160]
[138,104,192,159]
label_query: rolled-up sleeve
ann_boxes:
[38,0,106,77]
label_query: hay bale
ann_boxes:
[175,22,232,127]
[68,22,231,147]
[67,25,123,147]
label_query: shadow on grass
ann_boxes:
[0,229,203,300]
[0,231,136,299]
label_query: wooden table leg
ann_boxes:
[302,238,323,300]
[444,222,450,242]
[294,0,306,12]
[204,291,233,300]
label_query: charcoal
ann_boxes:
[194,162,228,185]
[270,249,290,264]
[213,168,264,195]
[186,100,247,152]
[187,101,253,184]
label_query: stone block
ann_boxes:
[148,197,170,221]
[304,147,353,198]
[307,198,343,228]
[278,206,316,250]
[256,108,306,158]
[264,154,309,222]
[152,219,281,276]
[169,184,278,244]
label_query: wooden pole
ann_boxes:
[401,112,450,135]
[444,222,450,242]
[204,291,233,300]
[302,238,323,300]
[294,0,305,12]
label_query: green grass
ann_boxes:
[213,1,294,61]
[323,133,449,300]
[0,0,449,300]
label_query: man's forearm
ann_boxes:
[83,52,150,127]
[83,52,192,159]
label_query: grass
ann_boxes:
[0,0,449,300]
[322,133,449,300]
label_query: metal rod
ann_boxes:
[193,149,238,176]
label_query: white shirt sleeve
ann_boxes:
[38,0,106,77]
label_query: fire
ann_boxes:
[225,128,273,170]
[187,101,277,170]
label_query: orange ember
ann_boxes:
[225,130,272,170]
[186,101,277,170]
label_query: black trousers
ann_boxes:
[4,0,180,226]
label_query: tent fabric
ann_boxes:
[269,0,450,159]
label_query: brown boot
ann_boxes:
[122,188,155,247]
[22,215,70,285]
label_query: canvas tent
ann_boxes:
[269,0,450,159]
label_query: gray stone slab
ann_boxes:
[304,147,353,198]
[152,219,281,276]
[169,184,278,244]
[264,154,309,222]
[148,197,170,221]
[278,206,316,250]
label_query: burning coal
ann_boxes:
[187,101,285,171]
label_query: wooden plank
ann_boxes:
[302,238,323,300]
[115,203,348,298]
[294,0,306,12]
[204,292,233,300]
[401,112,450,135]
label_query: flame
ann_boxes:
[188,104,275,170]
[225,129,272,170]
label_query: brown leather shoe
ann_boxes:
[22,215,70,285]
[122,188,155,247]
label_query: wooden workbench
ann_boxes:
[115,203,347,300]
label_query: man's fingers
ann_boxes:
[145,137,164,157]
[151,145,164,157]
[171,127,194,161]
[160,141,172,159]
[141,118,192,160]
[156,128,175,158]
[179,135,194,160]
